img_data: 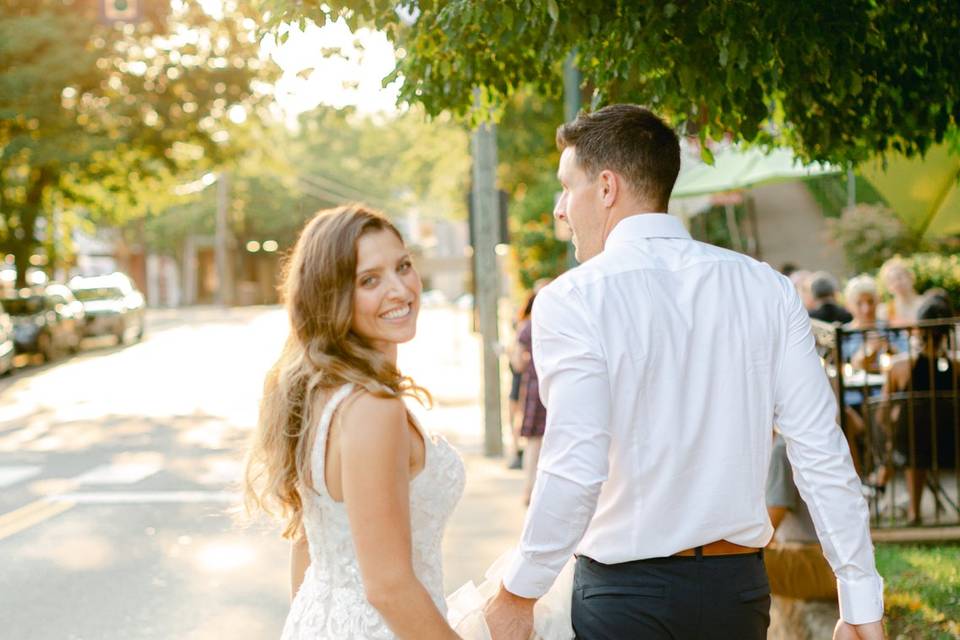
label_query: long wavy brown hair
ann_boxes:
[243,204,429,538]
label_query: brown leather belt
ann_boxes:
[674,540,761,557]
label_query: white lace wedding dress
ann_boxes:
[281,383,466,640]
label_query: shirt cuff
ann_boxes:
[501,549,559,599]
[837,574,884,624]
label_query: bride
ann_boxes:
[243,205,466,639]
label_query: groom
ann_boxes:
[484,105,885,639]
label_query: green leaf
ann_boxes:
[850,73,863,97]
[700,145,715,165]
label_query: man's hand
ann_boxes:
[834,620,885,640]
[483,584,536,640]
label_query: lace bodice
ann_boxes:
[281,384,466,640]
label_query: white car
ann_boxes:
[70,273,146,344]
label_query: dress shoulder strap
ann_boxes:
[309,383,355,497]
[322,383,356,430]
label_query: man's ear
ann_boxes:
[598,170,619,208]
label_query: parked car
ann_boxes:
[0,301,15,375]
[69,273,146,344]
[2,284,85,361]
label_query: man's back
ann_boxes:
[536,214,790,559]
[498,104,882,638]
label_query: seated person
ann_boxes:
[790,269,816,312]
[878,257,924,327]
[842,275,910,373]
[839,275,907,472]
[879,293,958,523]
[807,271,852,324]
[764,433,837,600]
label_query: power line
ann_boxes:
[295,178,390,212]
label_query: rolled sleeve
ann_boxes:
[502,284,611,599]
[773,278,884,624]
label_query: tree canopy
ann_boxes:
[144,103,472,257]
[0,0,275,285]
[260,0,960,164]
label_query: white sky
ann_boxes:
[188,1,400,122]
[261,19,402,122]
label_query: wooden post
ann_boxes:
[471,99,503,457]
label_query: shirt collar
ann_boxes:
[604,213,691,250]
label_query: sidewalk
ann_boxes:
[397,305,529,592]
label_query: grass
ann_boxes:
[875,543,960,639]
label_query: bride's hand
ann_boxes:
[483,584,536,640]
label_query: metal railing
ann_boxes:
[813,318,960,528]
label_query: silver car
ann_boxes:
[70,273,146,344]
[0,301,14,374]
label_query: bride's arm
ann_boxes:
[290,533,310,600]
[339,393,460,640]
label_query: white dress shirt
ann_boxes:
[502,214,884,625]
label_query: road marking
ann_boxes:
[0,465,41,488]
[48,491,238,504]
[72,460,162,485]
[0,490,237,540]
[0,498,76,541]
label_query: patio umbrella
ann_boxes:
[672,146,839,199]
[671,146,838,254]
[859,143,960,239]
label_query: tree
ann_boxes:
[0,0,275,287]
[291,105,472,222]
[260,0,959,164]
[144,104,473,261]
[495,89,567,291]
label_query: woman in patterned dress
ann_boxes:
[513,279,552,505]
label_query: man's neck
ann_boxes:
[601,204,665,246]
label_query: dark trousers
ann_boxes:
[571,551,770,639]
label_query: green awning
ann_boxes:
[673,146,839,199]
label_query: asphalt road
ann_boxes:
[0,306,306,640]
[0,304,525,640]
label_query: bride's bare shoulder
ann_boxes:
[338,390,407,439]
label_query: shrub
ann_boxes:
[897,253,960,311]
[827,203,916,273]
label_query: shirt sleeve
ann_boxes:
[773,278,884,624]
[502,283,611,598]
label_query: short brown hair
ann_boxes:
[556,105,681,209]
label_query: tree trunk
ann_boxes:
[12,167,51,289]
[12,213,36,290]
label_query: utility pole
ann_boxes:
[214,171,232,306]
[563,51,582,123]
[471,95,503,457]
[563,51,582,269]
